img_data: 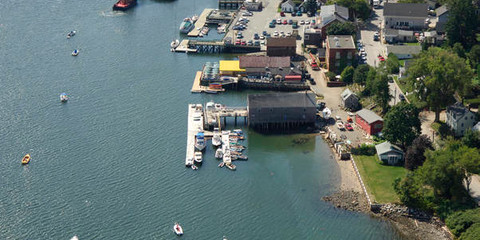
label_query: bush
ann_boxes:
[446,208,480,238]
[461,223,480,240]
[351,143,376,156]
[465,97,480,108]
[326,71,336,81]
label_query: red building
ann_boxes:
[325,35,356,73]
[355,109,383,135]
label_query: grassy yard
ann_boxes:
[354,155,407,204]
[405,42,420,46]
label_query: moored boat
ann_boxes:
[170,39,180,49]
[212,128,222,147]
[70,236,79,240]
[215,148,223,159]
[21,154,31,165]
[195,132,206,151]
[173,222,184,236]
[72,49,79,56]
[113,0,137,11]
[218,162,225,168]
[60,93,69,102]
[194,151,202,164]
[67,30,76,39]
[204,90,218,94]
[179,18,194,34]
[237,155,248,160]
[191,164,198,170]
[225,163,236,171]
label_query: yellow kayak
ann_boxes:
[21,154,31,165]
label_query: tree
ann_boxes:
[455,145,480,193]
[383,103,421,148]
[452,42,466,58]
[333,0,371,20]
[363,67,377,95]
[404,135,433,170]
[406,47,473,122]
[326,22,356,36]
[372,72,391,113]
[462,130,480,148]
[445,0,478,48]
[341,66,354,84]
[467,45,480,70]
[398,0,425,2]
[393,173,428,209]
[446,208,480,238]
[304,0,318,14]
[386,53,400,74]
[353,64,370,85]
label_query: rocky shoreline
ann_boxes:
[322,190,452,240]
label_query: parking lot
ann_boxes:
[226,0,316,46]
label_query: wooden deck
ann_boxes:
[188,9,213,37]
[191,71,225,93]
[174,39,197,53]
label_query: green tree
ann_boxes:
[304,0,318,14]
[393,173,428,209]
[341,65,355,84]
[406,47,473,122]
[462,130,480,148]
[353,64,370,85]
[373,72,391,113]
[467,45,480,70]
[452,42,466,58]
[383,103,421,148]
[398,0,426,2]
[446,208,480,238]
[461,223,480,240]
[455,145,480,193]
[326,22,356,36]
[333,0,371,20]
[404,135,433,170]
[445,0,478,48]
[363,67,377,95]
[386,53,400,74]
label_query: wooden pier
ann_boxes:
[204,102,248,130]
[191,71,225,93]
[188,9,213,37]
[174,40,197,53]
[185,104,204,166]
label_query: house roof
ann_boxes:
[447,102,474,120]
[281,0,295,7]
[386,45,422,56]
[341,88,357,100]
[473,122,480,132]
[267,37,296,47]
[219,60,245,72]
[356,109,383,124]
[436,5,448,16]
[375,141,404,156]
[320,14,348,28]
[383,3,428,18]
[239,56,291,68]
[384,29,413,37]
[326,35,355,49]
[320,4,349,21]
[248,92,316,109]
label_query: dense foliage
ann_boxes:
[304,0,319,14]
[326,22,356,36]
[445,0,478,49]
[404,135,433,170]
[372,72,391,113]
[327,0,372,20]
[353,64,371,85]
[386,53,400,74]
[382,103,421,148]
[446,209,480,239]
[340,66,355,84]
[351,143,376,156]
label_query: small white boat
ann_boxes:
[170,39,180,48]
[192,15,198,22]
[70,236,79,240]
[173,222,184,236]
[218,162,225,168]
[194,151,202,164]
[67,30,76,39]
[72,49,79,56]
[60,93,69,102]
[237,155,248,160]
[226,163,236,171]
[200,27,209,36]
[195,132,206,151]
[215,148,223,159]
[212,128,222,147]
[191,164,198,170]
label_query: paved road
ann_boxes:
[358,5,385,67]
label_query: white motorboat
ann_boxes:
[192,15,198,22]
[195,132,206,151]
[185,157,194,167]
[215,148,223,159]
[191,164,198,170]
[173,222,184,236]
[170,39,180,49]
[194,151,202,164]
[72,49,79,56]
[225,163,236,171]
[179,18,194,34]
[212,128,222,147]
[60,93,69,102]
[70,236,79,240]
[67,30,76,39]
[223,150,231,163]
[218,162,225,168]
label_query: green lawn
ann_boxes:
[354,155,407,203]
[405,42,420,46]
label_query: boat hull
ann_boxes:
[112,0,137,11]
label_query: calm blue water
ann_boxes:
[0,0,402,239]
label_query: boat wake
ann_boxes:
[99,10,126,17]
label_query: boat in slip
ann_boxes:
[191,164,198,170]
[60,93,69,102]
[72,49,79,56]
[225,163,236,171]
[170,39,180,49]
[179,18,195,34]
[215,148,223,159]
[204,90,218,94]
[173,222,184,236]
[212,128,222,147]
[194,151,202,164]
[218,161,225,168]
[21,154,31,165]
[195,132,206,151]
[185,157,194,167]
[67,30,76,39]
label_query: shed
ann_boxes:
[355,109,383,135]
[375,141,404,165]
[341,89,360,111]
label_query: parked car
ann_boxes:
[292,22,298,29]
[288,19,293,25]
[247,40,253,46]
[399,94,405,101]
[280,11,285,17]
[276,19,282,24]
[241,41,246,46]
[286,32,292,37]
[260,35,265,40]
[262,30,267,36]
[283,19,288,25]
[273,31,279,36]
[305,20,310,25]
[345,123,353,131]
[373,32,379,41]
[254,40,260,46]
[300,20,305,25]
[254,33,259,39]
[291,12,296,17]
[269,23,275,28]
[237,32,243,39]
[296,11,302,16]
[235,40,241,45]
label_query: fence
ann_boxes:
[350,155,374,209]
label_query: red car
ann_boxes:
[280,11,285,17]
[241,40,246,46]
[378,55,385,61]
[283,19,288,25]
[235,40,241,45]
[345,123,353,131]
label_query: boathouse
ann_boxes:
[267,37,296,57]
[247,92,316,130]
[239,56,291,77]
[355,109,383,135]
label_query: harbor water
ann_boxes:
[0,0,402,239]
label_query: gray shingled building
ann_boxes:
[247,92,316,130]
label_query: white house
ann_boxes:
[281,0,295,13]
[446,102,477,137]
[386,45,422,60]
[473,122,480,133]
[375,141,404,166]
[383,3,429,30]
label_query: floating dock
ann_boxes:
[185,104,204,166]
[221,131,232,164]
[174,40,197,53]
[188,8,213,37]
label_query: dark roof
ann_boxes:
[248,92,316,109]
[447,102,473,120]
[320,4,349,21]
[384,3,428,18]
[436,5,448,16]
[239,56,291,68]
[356,109,383,124]
[267,37,296,47]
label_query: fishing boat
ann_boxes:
[113,0,137,11]
[231,155,238,160]
[200,26,209,36]
[195,132,206,151]
[60,93,69,102]
[215,148,223,159]
[173,222,184,236]
[212,128,222,147]
[179,18,195,34]
[194,151,202,164]
[170,39,180,49]
[21,154,31,165]
[191,164,198,170]
[67,30,76,39]
[72,49,79,56]
[237,155,248,160]
[225,163,236,171]
[218,162,225,168]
